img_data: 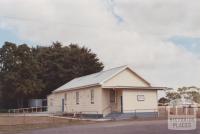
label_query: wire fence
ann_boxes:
[158,106,200,118]
[123,109,159,119]
[0,106,100,126]
[8,106,48,115]
[1,106,200,126]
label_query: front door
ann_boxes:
[110,90,123,113]
[120,96,123,113]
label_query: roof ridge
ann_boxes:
[53,65,133,93]
[73,65,128,80]
[99,65,128,84]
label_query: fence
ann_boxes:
[0,110,91,126]
[0,105,100,126]
[6,106,200,118]
[118,107,200,119]
[123,109,159,119]
[158,106,200,118]
[1,106,200,126]
[8,106,48,114]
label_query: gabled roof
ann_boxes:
[53,65,151,93]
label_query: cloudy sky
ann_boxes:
[0,0,200,89]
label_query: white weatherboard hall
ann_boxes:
[48,65,163,118]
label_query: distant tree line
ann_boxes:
[159,86,200,105]
[0,42,104,109]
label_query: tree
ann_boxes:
[177,86,200,103]
[166,92,181,101]
[186,91,200,103]
[34,42,104,97]
[0,42,18,108]
[0,81,2,109]
[177,87,188,95]
[14,44,44,107]
[0,41,104,108]
[158,97,169,105]
[0,42,44,108]
[165,86,200,105]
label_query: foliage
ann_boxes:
[177,86,200,103]
[0,42,104,108]
[166,92,181,101]
[166,86,200,104]
[158,97,169,105]
[0,109,8,113]
[186,91,200,103]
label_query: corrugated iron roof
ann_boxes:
[53,65,151,93]
[53,65,128,92]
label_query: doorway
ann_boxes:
[109,89,123,113]
[120,96,123,113]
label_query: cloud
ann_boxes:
[0,0,200,88]
[114,0,200,37]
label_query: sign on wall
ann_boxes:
[137,95,145,101]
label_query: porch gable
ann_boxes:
[102,68,150,87]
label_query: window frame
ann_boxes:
[50,98,53,106]
[64,93,67,104]
[76,91,79,105]
[91,89,94,104]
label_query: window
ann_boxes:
[64,93,67,104]
[64,93,67,100]
[50,98,53,106]
[137,95,145,101]
[76,92,79,104]
[91,89,94,104]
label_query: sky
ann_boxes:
[0,0,200,90]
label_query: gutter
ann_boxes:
[52,83,101,94]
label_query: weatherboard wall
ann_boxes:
[48,86,103,114]
[122,89,158,113]
[102,68,149,87]
[47,92,64,113]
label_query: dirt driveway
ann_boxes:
[23,119,200,134]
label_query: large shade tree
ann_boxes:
[34,42,104,97]
[0,42,44,108]
[0,42,104,109]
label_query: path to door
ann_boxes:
[23,119,199,134]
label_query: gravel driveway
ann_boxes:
[23,120,200,134]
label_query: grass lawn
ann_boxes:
[0,116,94,134]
